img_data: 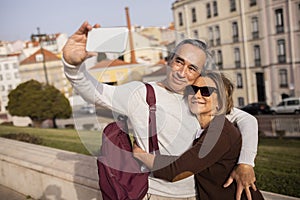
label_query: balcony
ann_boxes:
[216,38,221,46]
[276,25,284,34]
[255,59,261,66]
[233,35,239,43]
[252,31,259,40]
[235,61,241,68]
[278,55,286,63]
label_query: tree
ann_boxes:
[7,79,71,128]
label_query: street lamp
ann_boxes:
[31,27,49,85]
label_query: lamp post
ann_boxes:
[31,27,49,85]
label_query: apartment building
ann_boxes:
[19,48,68,95]
[0,55,21,113]
[172,0,300,107]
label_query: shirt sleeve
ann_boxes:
[63,57,142,115]
[226,108,258,166]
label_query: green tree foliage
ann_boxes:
[7,79,71,127]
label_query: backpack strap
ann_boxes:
[145,83,160,155]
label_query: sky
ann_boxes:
[0,0,175,42]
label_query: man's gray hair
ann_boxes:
[167,39,214,72]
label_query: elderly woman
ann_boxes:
[133,71,264,200]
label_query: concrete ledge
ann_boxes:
[0,138,299,200]
[261,191,300,200]
[0,137,102,200]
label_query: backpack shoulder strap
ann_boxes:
[144,83,160,155]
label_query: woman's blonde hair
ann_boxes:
[185,71,234,115]
[221,74,234,114]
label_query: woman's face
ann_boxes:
[187,77,219,116]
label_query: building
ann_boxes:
[0,55,21,114]
[88,58,150,85]
[19,48,69,95]
[172,0,300,107]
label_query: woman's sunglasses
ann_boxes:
[186,85,218,97]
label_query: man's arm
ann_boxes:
[225,107,258,200]
[226,107,258,166]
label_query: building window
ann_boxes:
[178,12,183,26]
[254,45,261,66]
[230,0,236,12]
[180,33,185,40]
[35,54,44,62]
[208,27,214,47]
[13,63,18,69]
[238,97,245,107]
[298,4,300,27]
[191,8,197,23]
[232,22,239,42]
[7,84,13,92]
[277,39,286,63]
[217,50,223,68]
[193,30,199,39]
[0,74,3,81]
[279,69,288,88]
[237,73,243,88]
[234,48,241,68]
[14,72,19,79]
[213,1,218,16]
[4,64,9,70]
[275,8,284,33]
[252,17,259,39]
[6,73,11,80]
[215,26,221,45]
[206,3,211,18]
[250,0,256,7]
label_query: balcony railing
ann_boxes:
[216,38,221,46]
[233,35,239,43]
[252,31,259,39]
[235,61,241,68]
[276,25,284,34]
[278,55,286,63]
[255,59,261,66]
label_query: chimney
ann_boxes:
[125,7,137,63]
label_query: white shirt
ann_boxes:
[63,59,258,197]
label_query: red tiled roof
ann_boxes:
[20,48,60,65]
[90,59,131,70]
[7,53,21,57]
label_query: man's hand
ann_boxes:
[133,144,155,169]
[62,21,100,66]
[223,164,257,200]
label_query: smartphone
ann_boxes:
[86,27,129,53]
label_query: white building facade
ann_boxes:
[0,56,21,114]
[172,0,300,107]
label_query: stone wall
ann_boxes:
[0,138,102,200]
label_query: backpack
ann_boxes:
[97,83,159,200]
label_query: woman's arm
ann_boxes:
[133,119,235,182]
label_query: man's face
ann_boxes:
[166,44,207,94]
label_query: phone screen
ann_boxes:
[86,27,129,53]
